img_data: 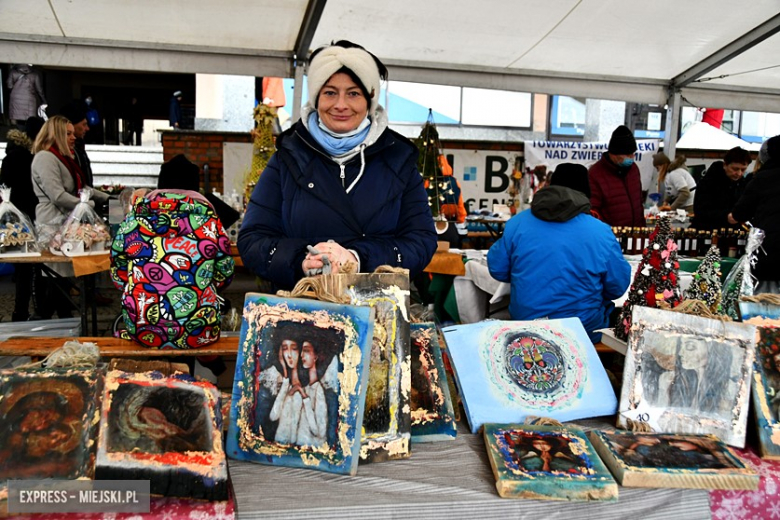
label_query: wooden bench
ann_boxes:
[0,336,240,359]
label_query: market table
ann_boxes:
[229,418,711,520]
[0,251,109,335]
[0,335,239,359]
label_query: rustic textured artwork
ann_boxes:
[741,302,780,460]
[95,370,227,500]
[442,318,617,433]
[0,366,104,500]
[410,322,456,442]
[618,306,756,447]
[483,423,617,501]
[589,430,758,490]
[338,273,411,463]
[227,293,374,476]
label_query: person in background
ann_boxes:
[60,102,94,187]
[729,135,780,293]
[653,152,697,212]
[0,116,45,321]
[83,95,103,144]
[691,146,752,230]
[123,96,143,146]
[488,162,630,342]
[238,40,436,290]
[169,90,183,129]
[588,125,645,227]
[31,115,110,318]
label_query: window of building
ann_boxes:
[550,96,585,136]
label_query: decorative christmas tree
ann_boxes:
[683,244,724,314]
[615,216,684,340]
[414,110,453,219]
[242,103,277,204]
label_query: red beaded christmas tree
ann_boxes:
[615,215,683,340]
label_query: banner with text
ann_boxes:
[441,149,521,214]
[523,139,661,191]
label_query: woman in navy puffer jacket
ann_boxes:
[239,41,436,290]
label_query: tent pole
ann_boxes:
[292,62,305,123]
[663,89,681,157]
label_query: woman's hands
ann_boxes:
[302,241,357,275]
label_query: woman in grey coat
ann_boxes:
[31,115,109,318]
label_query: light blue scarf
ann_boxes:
[307,112,371,157]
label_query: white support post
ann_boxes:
[292,62,305,123]
[663,90,681,157]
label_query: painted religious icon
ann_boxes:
[483,423,617,501]
[410,322,456,442]
[589,431,758,490]
[0,366,104,500]
[339,273,411,463]
[741,301,780,459]
[95,370,227,500]
[227,293,374,476]
[618,307,756,447]
[442,318,617,433]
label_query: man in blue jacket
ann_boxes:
[487,163,630,342]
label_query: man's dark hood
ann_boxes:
[531,185,591,222]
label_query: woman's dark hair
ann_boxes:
[723,147,751,165]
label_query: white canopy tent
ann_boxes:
[676,121,760,151]
[1,0,779,152]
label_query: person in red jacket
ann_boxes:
[588,125,645,227]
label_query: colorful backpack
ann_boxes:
[110,189,235,349]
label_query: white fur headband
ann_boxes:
[307,46,381,114]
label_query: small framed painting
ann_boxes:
[0,366,105,500]
[589,430,758,490]
[95,370,227,500]
[442,318,617,433]
[410,322,457,442]
[617,306,756,447]
[741,302,780,459]
[226,293,374,476]
[339,272,412,463]
[483,423,617,501]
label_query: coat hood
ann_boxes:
[531,185,591,222]
[4,129,32,153]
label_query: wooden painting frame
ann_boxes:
[226,293,374,476]
[95,369,227,500]
[442,318,617,433]
[617,306,756,447]
[589,430,758,490]
[483,423,617,501]
[410,322,457,442]
[0,366,105,500]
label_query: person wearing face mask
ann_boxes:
[238,40,437,290]
[588,125,645,227]
[691,146,752,231]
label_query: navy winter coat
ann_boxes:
[238,120,437,290]
[488,186,630,342]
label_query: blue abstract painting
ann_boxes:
[442,318,617,433]
[226,293,374,475]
